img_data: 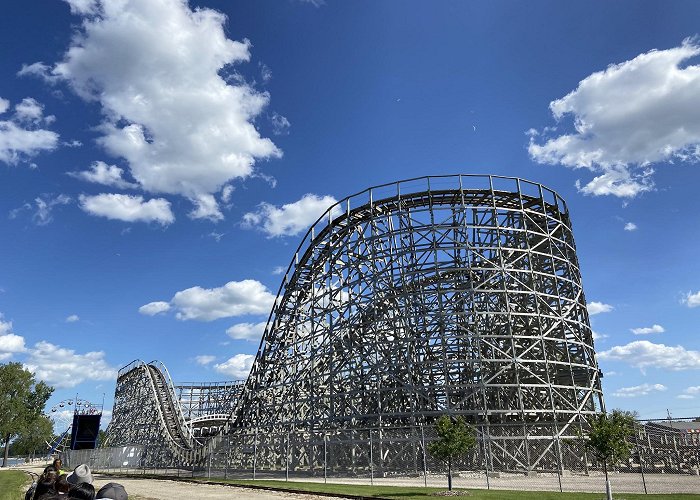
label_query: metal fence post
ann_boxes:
[324,433,328,484]
[420,424,428,487]
[224,436,229,480]
[286,430,290,481]
[369,429,374,486]
[207,439,214,479]
[253,428,258,480]
[635,426,648,495]
[554,428,563,493]
[481,426,490,490]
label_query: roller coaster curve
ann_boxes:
[107,174,605,470]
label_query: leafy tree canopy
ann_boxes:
[10,415,54,456]
[0,362,53,465]
[428,415,477,462]
[585,409,636,465]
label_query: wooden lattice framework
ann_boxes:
[108,175,605,471]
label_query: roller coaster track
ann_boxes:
[108,174,605,469]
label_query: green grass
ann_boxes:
[0,470,30,500]
[164,477,700,500]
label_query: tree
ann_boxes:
[10,415,54,458]
[97,429,108,447]
[428,415,477,491]
[583,410,636,500]
[0,363,53,467]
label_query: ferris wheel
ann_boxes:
[45,398,99,455]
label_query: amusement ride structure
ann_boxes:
[106,174,604,472]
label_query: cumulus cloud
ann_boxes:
[226,321,267,341]
[195,355,216,365]
[79,193,174,225]
[592,331,608,341]
[599,340,700,371]
[0,335,27,360]
[242,194,338,237]
[64,0,99,15]
[9,194,71,226]
[0,316,27,360]
[141,279,275,321]
[0,96,59,165]
[529,40,700,198]
[214,353,254,379]
[15,98,54,125]
[24,341,117,388]
[587,301,613,316]
[29,0,280,218]
[683,291,700,308]
[65,314,80,323]
[624,222,637,231]
[138,301,171,316]
[68,161,138,189]
[678,386,700,399]
[612,383,667,398]
[631,324,664,335]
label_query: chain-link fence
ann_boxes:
[63,417,700,495]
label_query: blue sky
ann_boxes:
[2,0,700,425]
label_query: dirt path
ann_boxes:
[17,465,348,500]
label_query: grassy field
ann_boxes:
[174,477,700,500]
[0,470,30,500]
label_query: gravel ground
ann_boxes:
[16,464,700,496]
[17,465,350,500]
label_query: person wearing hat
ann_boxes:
[66,464,93,485]
[96,482,128,500]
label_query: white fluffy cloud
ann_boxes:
[141,279,275,321]
[24,341,117,388]
[195,355,216,366]
[612,383,667,398]
[587,301,613,316]
[0,332,27,361]
[68,161,137,189]
[630,324,664,335]
[0,315,25,360]
[679,386,700,399]
[138,301,171,316]
[624,222,637,232]
[226,321,267,341]
[242,194,338,237]
[0,97,59,165]
[599,340,700,371]
[683,291,700,308]
[30,0,280,218]
[529,40,700,198]
[214,353,254,379]
[79,193,174,225]
[592,331,608,341]
[65,314,80,323]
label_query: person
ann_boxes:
[31,474,57,500]
[67,483,95,500]
[66,464,93,485]
[95,483,128,500]
[54,474,71,495]
[25,467,58,499]
[53,458,66,476]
